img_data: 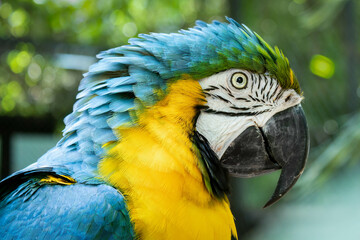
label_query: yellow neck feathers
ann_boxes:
[99,79,237,240]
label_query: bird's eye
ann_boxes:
[231,72,248,89]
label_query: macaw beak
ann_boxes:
[220,105,309,207]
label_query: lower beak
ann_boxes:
[220,105,309,207]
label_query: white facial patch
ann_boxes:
[196,69,303,158]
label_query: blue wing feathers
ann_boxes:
[92,128,116,144]
[106,76,136,88]
[0,180,134,239]
[107,112,131,129]
[87,105,110,116]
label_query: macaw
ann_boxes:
[0,17,309,240]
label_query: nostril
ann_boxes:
[285,94,292,102]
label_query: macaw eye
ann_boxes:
[231,72,248,89]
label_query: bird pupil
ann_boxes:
[237,77,243,84]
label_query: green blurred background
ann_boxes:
[0,0,359,239]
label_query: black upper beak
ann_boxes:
[220,105,309,207]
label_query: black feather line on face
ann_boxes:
[203,85,219,91]
[192,131,229,198]
[229,106,251,111]
[260,75,267,96]
[269,86,280,102]
[204,109,270,116]
[250,74,255,92]
[274,89,285,101]
[219,85,233,96]
[266,80,275,101]
[235,97,251,102]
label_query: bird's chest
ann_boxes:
[128,191,235,240]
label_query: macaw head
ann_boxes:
[196,69,308,207]
[72,17,309,207]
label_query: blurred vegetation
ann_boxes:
[0,0,359,238]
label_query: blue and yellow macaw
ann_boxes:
[0,18,309,240]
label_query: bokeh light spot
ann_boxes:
[323,119,339,135]
[17,51,32,68]
[7,81,22,98]
[9,9,27,27]
[8,51,21,73]
[28,62,42,80]
[7,50,32,73]
[1,95,16,112]
[310,54,335,79]
[0,3,12,19]
[122,22,138,37]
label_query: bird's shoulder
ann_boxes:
[0,168,134,240]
